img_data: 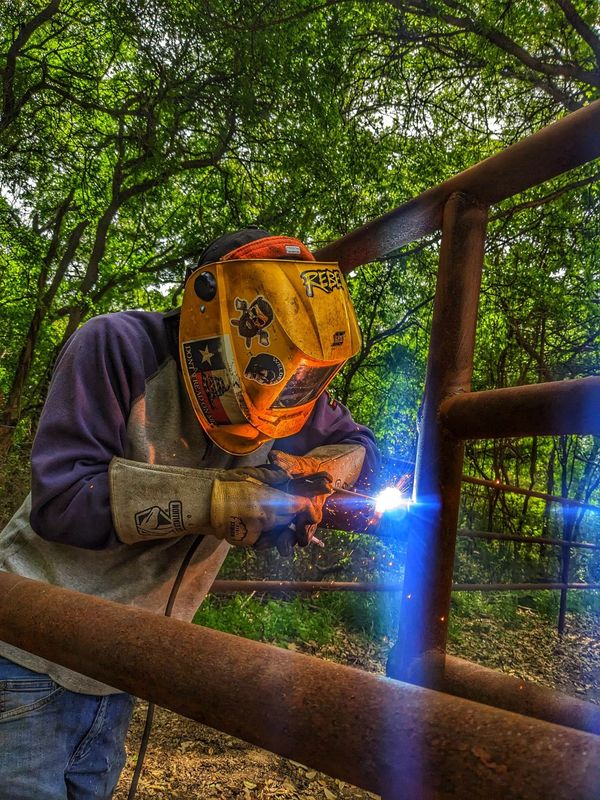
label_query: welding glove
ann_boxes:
[269,443,366,492]
[269,443,366,518]
[109,456,325,549]
[271,444,369,535]
[211,464,332,556]
[248,442,367,551]
[210,469,328,550]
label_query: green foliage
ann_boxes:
[1,1,599,627]
[193,595,332,647]
[563,589,600,616]
[451,591,520,622]
[192,591,396,647]
[0,445,31,529]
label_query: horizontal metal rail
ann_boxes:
[440,377,600,439]
[440,655,600,736]
[457,528,600,551]
[383,457,600,513]
[1,572,600,799]
[452,582,600,592]
[315,100,600,271]
[461,475,600,513]
[211,580,600,594]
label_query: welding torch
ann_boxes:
[284,475,411,552]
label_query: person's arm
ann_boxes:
[30,312,318,550]
[274,392,381,532]
[30,313,167,549]
[275,392,380,488]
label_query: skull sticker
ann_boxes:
[231,296,274,348]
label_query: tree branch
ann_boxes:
[554,0,600,64]
[0,0,61,131]
[491,170,600,220]
[386,0,600,88]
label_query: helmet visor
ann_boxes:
[270,363,341,409]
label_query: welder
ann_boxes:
[0,227,379,799]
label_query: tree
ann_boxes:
[1,0,598,550]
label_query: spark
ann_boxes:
[374,486,410,514]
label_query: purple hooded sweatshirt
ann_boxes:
[0,311,379,693]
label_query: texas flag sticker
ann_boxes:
[185,337,226,372]
[181,337,242,426]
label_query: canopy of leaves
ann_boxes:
[1,0,598,554]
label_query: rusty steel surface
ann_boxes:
[314,100,600,271]
[439,655,600,736]
[387,193,489,684]
[210,579,600,594]
[2,572,600,799]
[440,377,600,439]
[210,579,396,593]
[462,474,600,513]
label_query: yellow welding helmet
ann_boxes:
[179,231,361,454]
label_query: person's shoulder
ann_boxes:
[75,311,167,350]
[313,391,347,417]
[79,310,164,338]
[65,311,172,373]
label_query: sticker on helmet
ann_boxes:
[332,330,346,347]
[231,296,274,348]
[182,337,243,426]
[300,268,344,298]
[244,353,285,385]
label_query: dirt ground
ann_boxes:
[114,610,600,800]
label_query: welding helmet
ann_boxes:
[179,228,361,454]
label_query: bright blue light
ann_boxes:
[375,486,410,514]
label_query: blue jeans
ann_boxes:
[0,656,135,799]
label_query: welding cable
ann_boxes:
[127,534,204,800]
[126,485,390,797]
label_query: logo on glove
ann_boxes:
[228,515,249,542]
[135,501,185,537]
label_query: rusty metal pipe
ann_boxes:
[315,100,600,271]
[210,580,600,594]
[324,472,600,536]
[387,193,489,684]
[435,655,600,736]
[461,475,600,513]
[382,455,600,512]
[1,572,600,799]
[440,377,600,439]
[457,528,600,551]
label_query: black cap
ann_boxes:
[186,226,272,279]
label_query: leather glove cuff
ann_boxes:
[109,457,221,544]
